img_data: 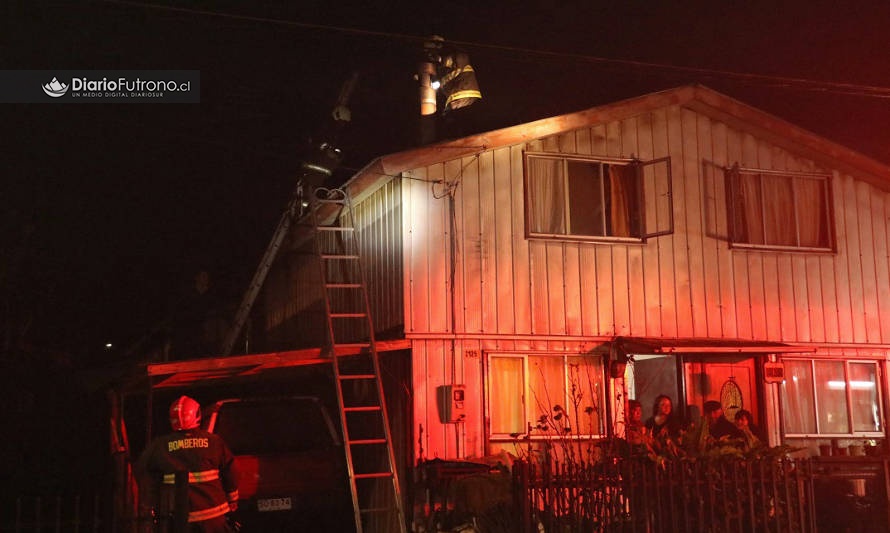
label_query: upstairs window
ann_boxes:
[524,153,673,242]
[781,359,883,437]
[727,166,833,251]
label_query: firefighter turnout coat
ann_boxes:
[137,427,239,523]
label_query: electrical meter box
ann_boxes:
[436,384,467,423]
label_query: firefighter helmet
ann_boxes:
[169,395,201,431]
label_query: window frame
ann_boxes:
[726,164,835,252]
[523,152,673,243]
[485,351,608,443]
[780,358,884,438]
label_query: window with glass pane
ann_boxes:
[488,353,604,439]
[489,356,525,436]
[526,154,640,239]
[728,169,831,249]
[849,362,882,433]
[814,360,849,434]
[781,360,817,434]
[781,359,883,436]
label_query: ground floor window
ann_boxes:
[487,353,605,446]
[781,359,883,437]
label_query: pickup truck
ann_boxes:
[203,396,353,531]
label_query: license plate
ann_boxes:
[257,497,292,512]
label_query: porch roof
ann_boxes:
[614,336,817,356]
[127,339,411,390]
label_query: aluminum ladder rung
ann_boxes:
[316,226,354,232]
[349,438,388,446]
[310,186,405,533]
[338,374,377,380]
[354,472,394,480]
[360,506,397,514]
[344,406,382,413]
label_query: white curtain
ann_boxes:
[489,357,525,435]
[814,360,849,434]
[781,360,817,434]
[849,362,881,432]
[762,174,796,245]
[734,171,764,244]
[528,157,566,234]
[796,177,826,247]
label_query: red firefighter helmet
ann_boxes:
[169,395,201,431]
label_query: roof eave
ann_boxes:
[342,84,890,197]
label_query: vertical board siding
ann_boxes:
[352,179,404,335]
[833,173,855,342]
[256,105,890,461]
[875,193,890,342]
[402,105,890,347]
[257,102,890,464]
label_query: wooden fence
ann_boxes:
[512,457,890,533]
[0,495,105,533]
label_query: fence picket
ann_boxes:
[2,494,102,533]
[514,456,830,533]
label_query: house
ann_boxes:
[259,84,889,466]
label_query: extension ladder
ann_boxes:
[307,186,406,533]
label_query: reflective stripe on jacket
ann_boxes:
[136,428,239,523]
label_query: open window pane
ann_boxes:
[566,160,604,235]
[489,356,525,435]
[814,360,849,434]
[849,362,882,433]
[781,360,817,434]
[526,153,657,241]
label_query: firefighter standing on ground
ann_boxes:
[136,396,239,532]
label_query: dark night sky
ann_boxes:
[5,1,890,365]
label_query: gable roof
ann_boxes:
[344,84,890,200]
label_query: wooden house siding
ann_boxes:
[401,104,890,459]
[353,178,405,336]
[263,179,404,348]
[258,86,890,461]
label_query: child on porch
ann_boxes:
[734,409,763,450]
[625,399,650,447]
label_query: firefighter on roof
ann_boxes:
[136,396,239,533]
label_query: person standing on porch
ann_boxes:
[625,399,651,447]
[703,400,743,441]
[734,409,763,450]
[644,394,682,440]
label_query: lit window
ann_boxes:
[488,353,605,441]
[524,153,672,242]
[781,359,883,436]
[727,166,833,250]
